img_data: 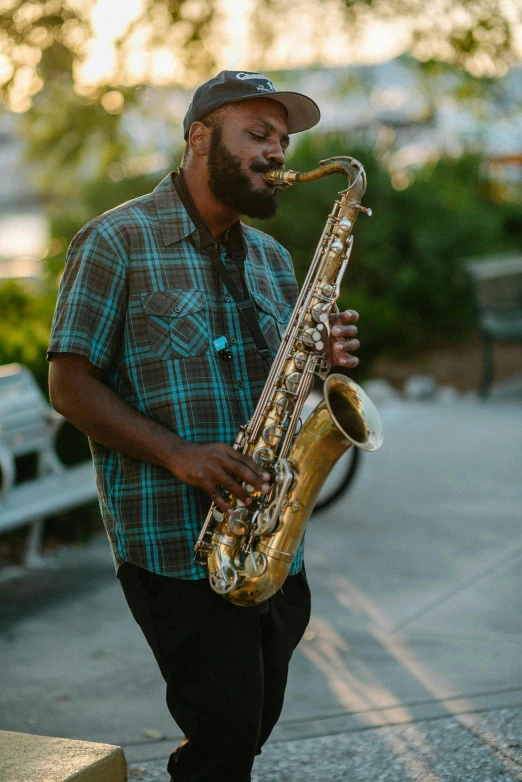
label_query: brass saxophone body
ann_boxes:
[194,157,383,606]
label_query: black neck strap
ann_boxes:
[173,169,272,369]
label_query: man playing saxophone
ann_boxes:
[48,71,362,782]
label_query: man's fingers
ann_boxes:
[338,355,359,367]
[331,323,358,338]
[226,460,272,496]
[206,468,270,515]
[221,473,255,506]
[227,449,272,488]
[191,443,273,511]
[331,333,361,366]
[333,339,360,353]
[209,490,234,516]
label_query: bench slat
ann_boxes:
[0,364,101,565]
[0,365,57,455]
[0,421,54,456]
[0,461,98,532]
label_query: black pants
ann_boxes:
[118,563,311,782]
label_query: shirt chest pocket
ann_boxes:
[141,289,209,359]
[251,291,292,356]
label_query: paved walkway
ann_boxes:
[132,707,522,781]
[1,381,521,781]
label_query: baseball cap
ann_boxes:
[183,70,320,140]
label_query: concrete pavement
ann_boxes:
[137,707,522,781]
[1,383,521,780]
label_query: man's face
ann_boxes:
[206,99,289,220]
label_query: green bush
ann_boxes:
[1,279,56,389]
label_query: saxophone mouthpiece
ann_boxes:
[264,169,295,188]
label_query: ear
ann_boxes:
[188,121,211,157]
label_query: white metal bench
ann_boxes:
[0,363,98,566]
[466,253,522,397]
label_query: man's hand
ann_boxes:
[329,309,360,367]
[169,442,272,517]
[49,354,271,516]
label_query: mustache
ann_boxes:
[250,161,283,174]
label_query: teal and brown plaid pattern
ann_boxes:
[48,171,304,579]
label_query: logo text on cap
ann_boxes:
[236,72,275,91]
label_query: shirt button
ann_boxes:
[237,380,244,388]
[230,338,237,345]
[175,306,181,313]
[224,296,231,303]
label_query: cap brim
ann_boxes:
[229,91,320,134]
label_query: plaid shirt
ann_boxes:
[48,171,304,579]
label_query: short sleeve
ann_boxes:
[47,224,128,371]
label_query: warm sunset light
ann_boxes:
[76,0,411,91]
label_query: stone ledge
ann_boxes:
[0,730,127,781]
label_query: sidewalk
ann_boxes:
[1,385,521,781]
[133,706,522,781]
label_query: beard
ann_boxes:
[207,125,281,220]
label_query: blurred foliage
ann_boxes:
[252,0,521,79]
[2,0,520,113]
[0,0,216,111]
[2,0,520,210]
[1,278,56,388]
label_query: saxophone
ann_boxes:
[194,156,384,606]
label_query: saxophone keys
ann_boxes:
[321,284,335,297]
[253,446,275,466]
[244,551,267,578]
[276,396,295,416]
[262,424,283,446]
[331,240,344,254]
[228,507,250,535]
[301,327,325,353]
[338,218,352,232]
[311,303,330,323]
[293,351,307,369]
[209,567,238,594]
[302,327,322,345]
[285,372,301,393]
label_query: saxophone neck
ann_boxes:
[266,156,369,212]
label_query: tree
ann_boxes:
[1,0,519,206]
[251,0,521,79]
[2,0,520,113]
